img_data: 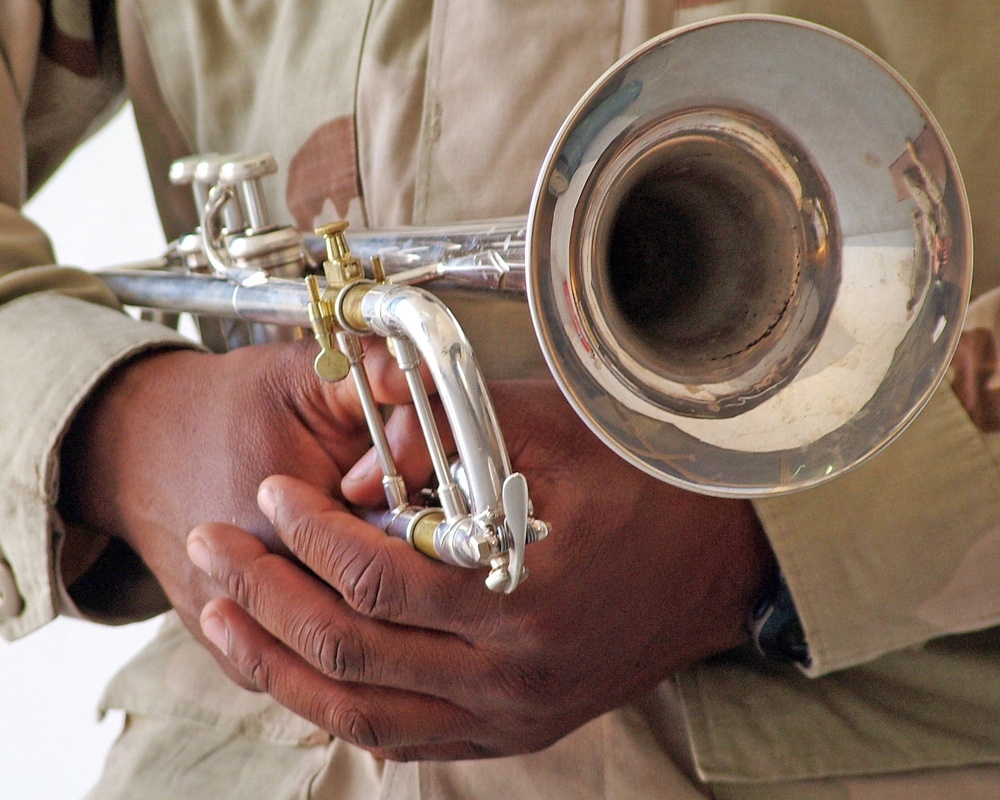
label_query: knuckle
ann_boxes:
[346,708,382,750]
[215,549,275,615]
[285,512,331,557]
[315,624,350,680]
[288,608,377,685]
[340,550,404,620]
[225,566,254,607]
[240,647,276,694]
[314,624,359,682]
[328,703,384,751]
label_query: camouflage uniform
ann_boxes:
[3,1,1000,797]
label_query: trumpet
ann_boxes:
[97,15,972,591]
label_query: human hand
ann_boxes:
[57,338,419,687]
[186,379,775,758]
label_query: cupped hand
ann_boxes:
[57,337,418,687]
[187,379,775,758]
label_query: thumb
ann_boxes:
[257,474,344,529]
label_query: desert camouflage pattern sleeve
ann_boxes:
[0,1,191,641]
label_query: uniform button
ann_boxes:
[0,558,24,621]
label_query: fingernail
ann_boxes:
[258,481,276,522]
[201,612,229,655]
[186,532,212,575]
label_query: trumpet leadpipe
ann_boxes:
[98,216,530,325]
[100,268,314,327]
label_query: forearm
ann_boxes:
[0,166,195,634]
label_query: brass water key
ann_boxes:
[306,274,349,382]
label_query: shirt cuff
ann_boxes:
[753,384,1000,677]
[0,291,196,640]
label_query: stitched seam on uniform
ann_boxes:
[413,0,448,225]
[349,1,376,228]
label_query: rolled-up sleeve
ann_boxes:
[755,367,1000,677]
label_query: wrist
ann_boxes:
[57,346,206,544]
[675,497,778,665]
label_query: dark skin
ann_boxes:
[58,338,421,688]
[59,341,773,759]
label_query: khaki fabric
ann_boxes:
[0,0,197,641]
[2,0,1000,798]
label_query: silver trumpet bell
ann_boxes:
[528,14,970,496]
[98,16,972,587]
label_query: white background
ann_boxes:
[0,106,167,800]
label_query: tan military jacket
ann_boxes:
[3,0,1000,796]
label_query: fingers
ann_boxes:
[186,497,500,697]
[186,506,528,757]
[133,534,263,693]
[260,475,503,635]
[298,336,409,403]
[342,378,579,507]
[310,336,436,425]
[198,596,484,757]
[339,336,417,406]
[265,337,448,496]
